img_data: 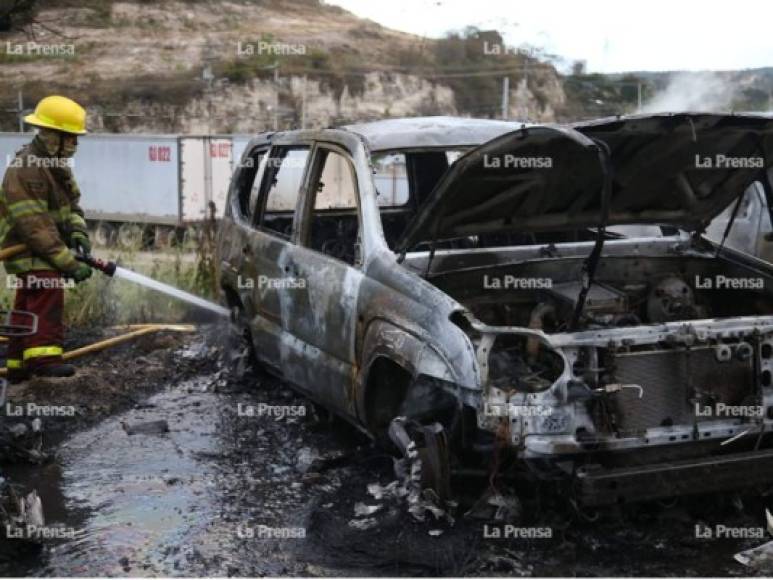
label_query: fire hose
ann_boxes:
[0,243,117,276]
[0,244,197,382]
[0,325,197,378]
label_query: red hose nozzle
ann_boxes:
[76,253,117,277]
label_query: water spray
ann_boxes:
[74,252,230,317]
[0,244,229,318]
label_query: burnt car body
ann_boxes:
[217,114,773,506]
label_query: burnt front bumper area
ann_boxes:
[575,448,773,506]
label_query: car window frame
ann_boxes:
[230,144,269,227]
[254,144,312,241]
[297,141,364,268]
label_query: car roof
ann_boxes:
[243,116,533,153]
[342,116,528,151]
[252,112,773,154]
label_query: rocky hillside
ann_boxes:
[2,0,769,133]
[0,0,567,133]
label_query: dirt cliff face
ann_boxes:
[87,69,564,134]
[508,74,566,122]
[131,73,459,134]
[0,0,567,132]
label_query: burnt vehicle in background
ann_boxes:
[217,114,773,507]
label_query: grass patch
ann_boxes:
[0,246,221,332]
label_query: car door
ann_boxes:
[244,145,311,374]
[219,143,267,285]
[279,143,364,417]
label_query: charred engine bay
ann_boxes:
[0,325,771,577]
[421,250,773,395]
[424,252,773,331]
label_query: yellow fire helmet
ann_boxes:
[24,95,87,135]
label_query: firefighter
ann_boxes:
[0,95,93,381]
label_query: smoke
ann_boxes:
[641,71,736,113]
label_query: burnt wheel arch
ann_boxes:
[363,357,412,436]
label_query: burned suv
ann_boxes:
[217,114,773,507]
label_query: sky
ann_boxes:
[324,0,773,73]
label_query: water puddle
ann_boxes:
[30,375,236,576]
[21,360,329,578]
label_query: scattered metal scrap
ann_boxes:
[0,423,47,548]
[0,419,45,464]
[381,417,457,524]
[121,420,170,436]
[734,509,773,571]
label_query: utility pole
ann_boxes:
[637,82,643,112]
[273,66,279,131]
[202,44,216,135]
[17,90,23,132]
[301,75,307,130]
[501,76,509,120]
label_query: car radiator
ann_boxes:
[602,346,755,435]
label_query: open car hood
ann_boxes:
[395,113,773,253]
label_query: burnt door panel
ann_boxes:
[280,146,363,417]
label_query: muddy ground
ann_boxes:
[1,324,773,577]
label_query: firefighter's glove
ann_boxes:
[70,263,93,283]
[70,231,92,256]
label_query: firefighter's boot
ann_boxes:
[7,368,29,384]
[32,363,75,378]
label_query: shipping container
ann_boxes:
[179,136,233,221]
[0,132,243,247]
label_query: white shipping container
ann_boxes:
[79,134,180,224]
[180,136,235,222]
[0,132,181,225]
[208,137,234,219]
[180,137,208,222]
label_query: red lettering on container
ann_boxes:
[149,145,172,162]
[209,142,231,158]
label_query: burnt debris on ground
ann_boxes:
[0,324,212,574]
[1,324,773,576]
